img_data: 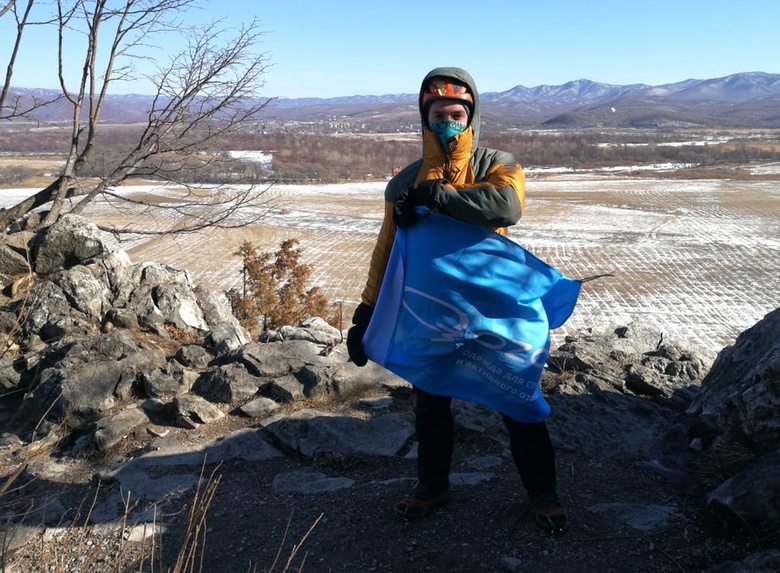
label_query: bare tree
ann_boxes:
[0,0,274,235]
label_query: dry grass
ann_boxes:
[0,446,320,572]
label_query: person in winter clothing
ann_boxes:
[347,67,567,532]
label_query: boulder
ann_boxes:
[32,214,106,275]
[261,409,414,458]
[687,307,780,450]
[56,264,111,320]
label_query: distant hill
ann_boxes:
[7,72,780,130]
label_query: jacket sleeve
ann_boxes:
[438,163,525,228]
[359,200,397,307]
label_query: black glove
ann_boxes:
[392,179,450,229]
[346,303,374,366]
[414,178,449,211]
[392,188,418,229]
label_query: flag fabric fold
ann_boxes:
[362,212,580,422]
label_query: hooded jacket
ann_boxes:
[359,66,526,308]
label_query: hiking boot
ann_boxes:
[528,490,568,532]
[394,483,451,520]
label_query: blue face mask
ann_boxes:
[428,120,467,148]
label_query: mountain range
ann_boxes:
[8,72,780,130]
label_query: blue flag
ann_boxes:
[363,212,581,422]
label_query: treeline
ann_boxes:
[482,133,780,169]
[3,124,780,184]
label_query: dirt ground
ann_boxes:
[151,396,759,573]
[3,377,769,573]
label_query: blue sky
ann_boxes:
[2,0,779,98]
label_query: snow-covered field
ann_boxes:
[2,175,778,354]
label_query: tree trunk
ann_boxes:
[0,177,66,231]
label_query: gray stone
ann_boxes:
[0,355,22,391]
[0,242,30,276]
[588,502,682,533]
[32,214,106,275]
[265,374,306,402]
[275,317,342,345]
[92,407,149,452]
[134,261,192,288]
[194,285,245,331]
[57,265,111,320]
[688,307,780,451]
[239,396,281,418]
[20,330,166,429]
[207,321,248,356]
[172,394,225,428]
[175,344,213,369]
[358,396,393,410]
[465,456,504,470]
[142,366,197,399]
[194,363,263,403]
[238,340,325,378]
[262,409,414,457]
[152,282,208,332]
[450,472,495,486]
[707,449,780,528]
[96,250,135,306]
[96,428,281,517]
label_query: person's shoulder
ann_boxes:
[384,160,422,201]
[473,147,518,165]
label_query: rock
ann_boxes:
[687,307,780,451]
[707,449,780,528]
[142,365,197,399]
[172,395,225,429]
[588,502,682,533]
[262,409,414,457]
[194,285,248,338]
[358,396,393,410]
[239,396,280,418]
[56,265,111,320]
[20,281,91,342]
[32,214,106,275]
[0,355,22,391]
[94,250,135,305]
[264,374,306,402]
[704,549,780,573]
[151,282,208,332]
[193,363,263,403]
[175,344,213,369]
[274,317,342,345]
[92,406,149,452]
[0,242,30,276]
[95,428,282,518]
[206,321,248,355]
[450,472,495,486]
[20,330,166,429]
[237,340,323,378]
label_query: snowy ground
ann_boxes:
[2,174,778,354]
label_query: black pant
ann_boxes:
[414,387,557,496]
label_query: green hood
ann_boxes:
[418,66,481,152]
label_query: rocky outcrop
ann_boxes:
[687,307,780,450]
[686,307,780,542]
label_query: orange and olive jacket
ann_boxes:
[360,66,526,308]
